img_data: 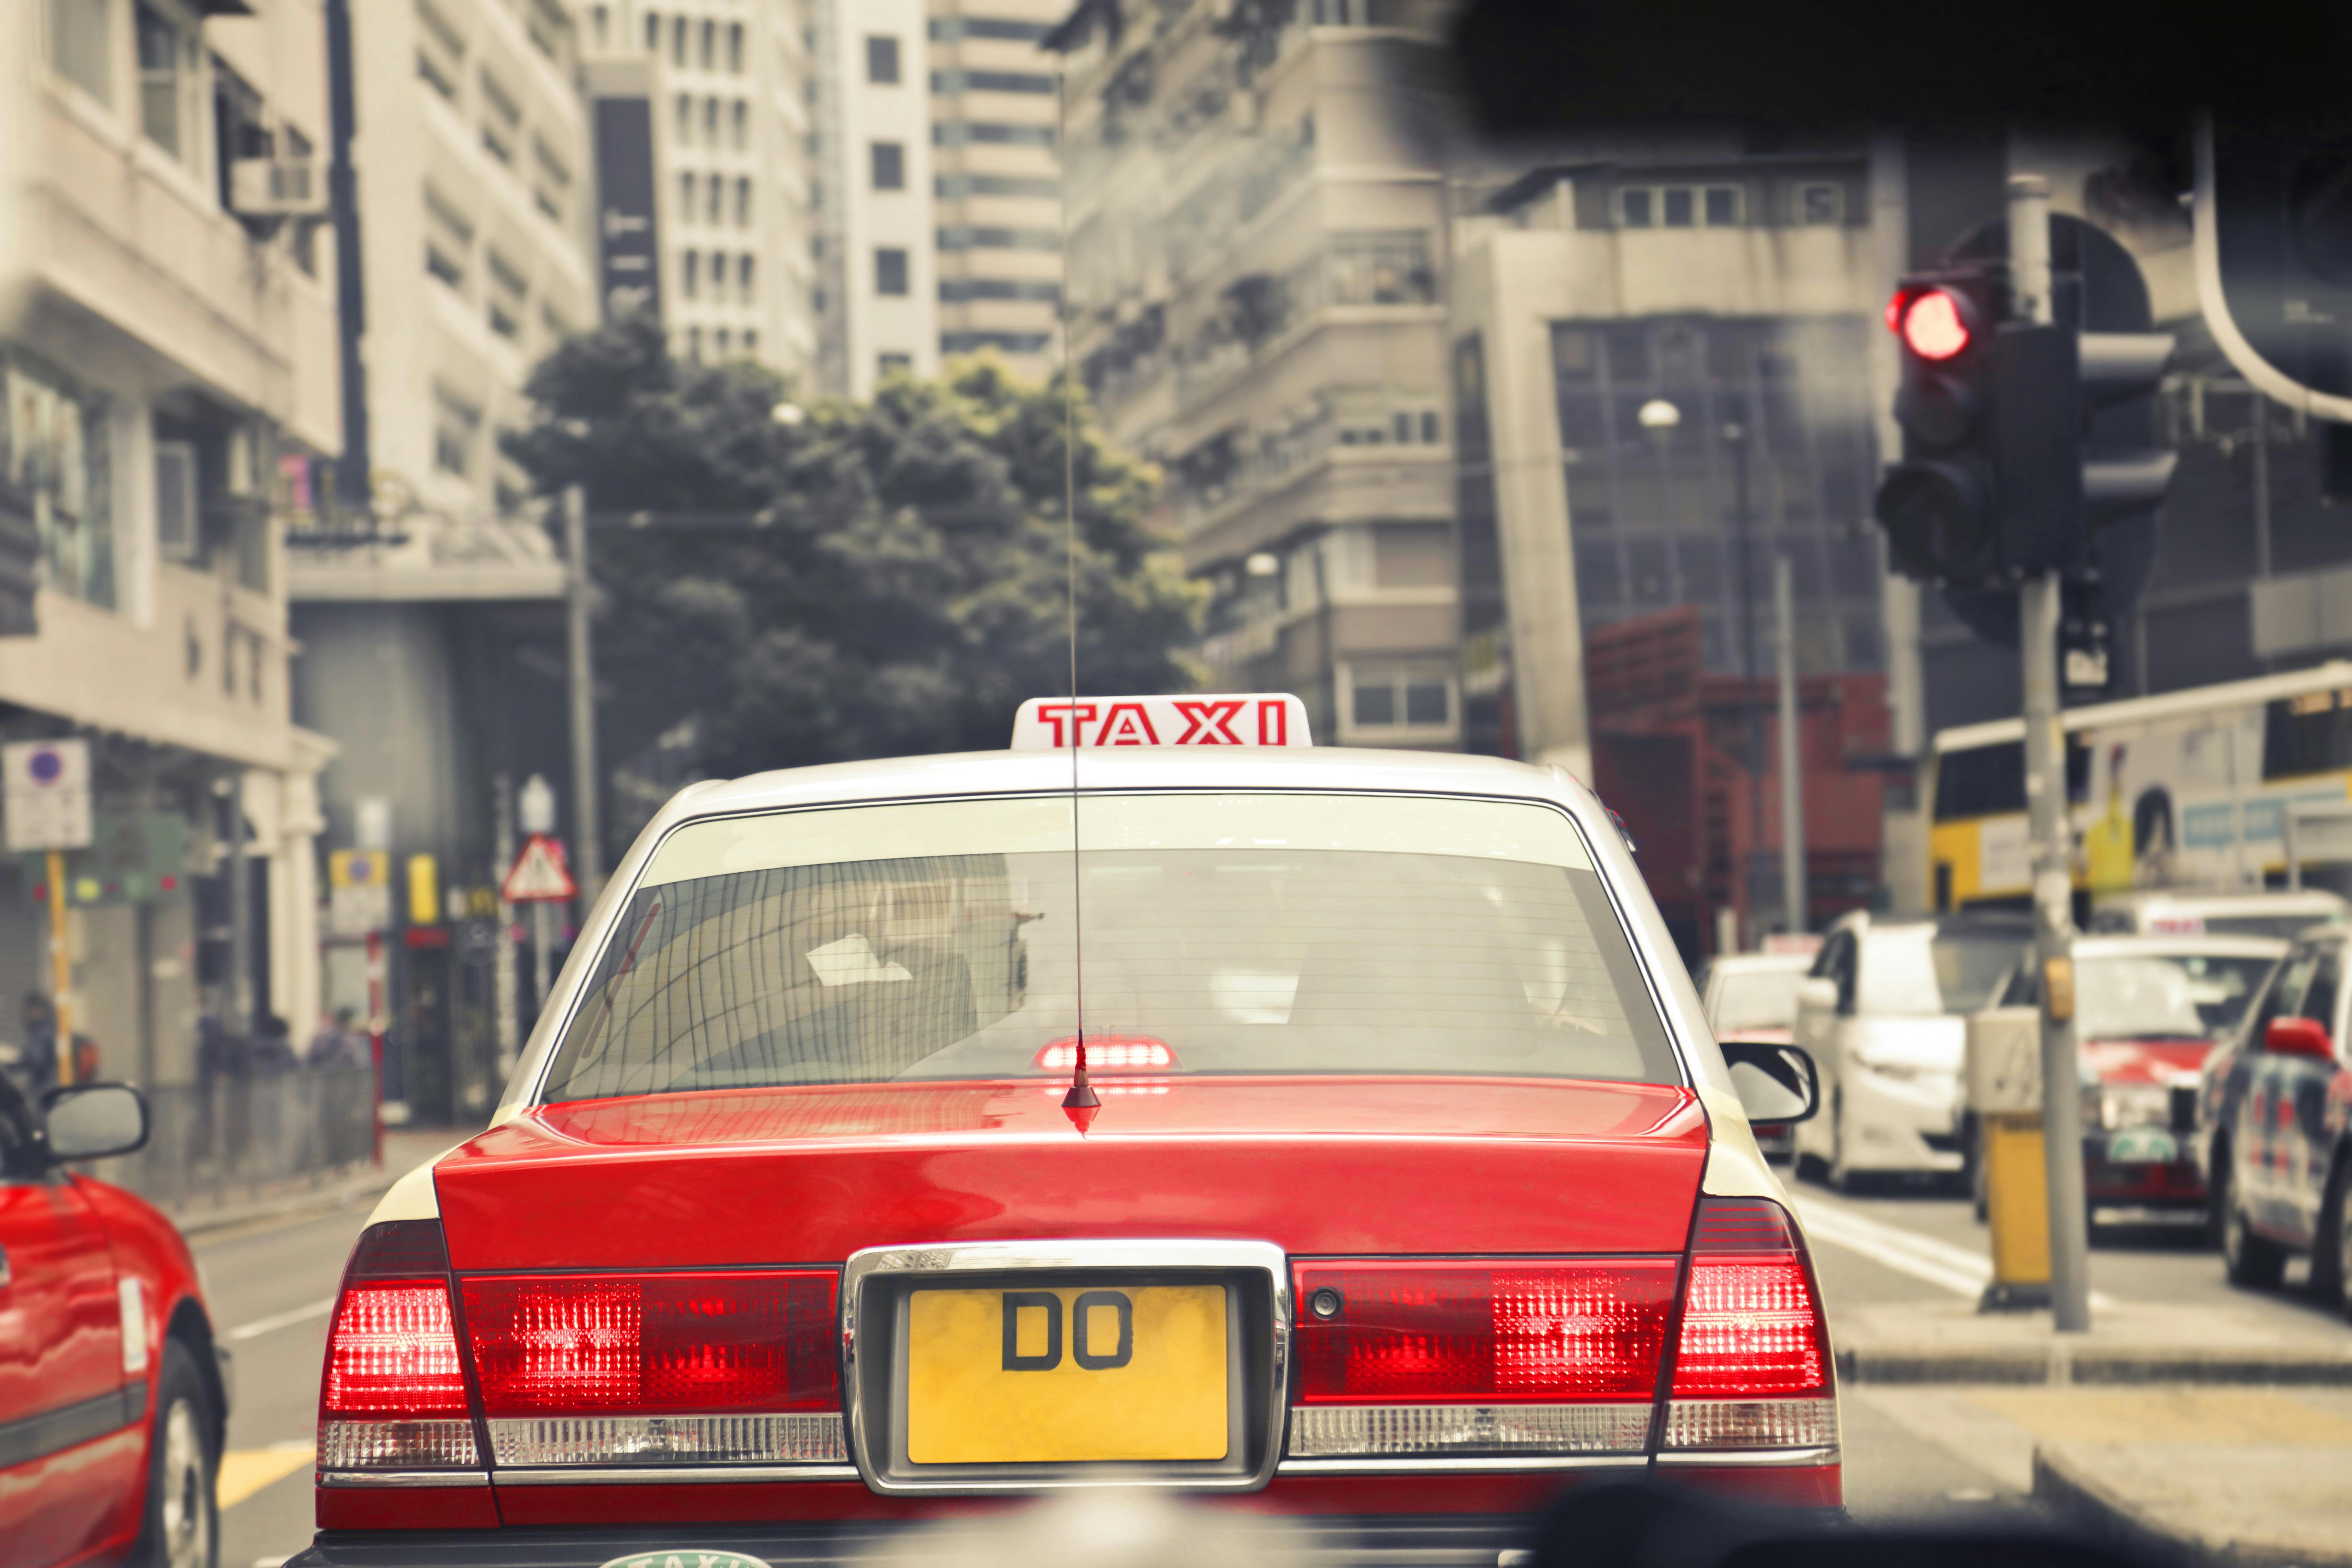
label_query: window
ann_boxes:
[708,251,728,298]
[1327,230,1436,304]
[735,176,751,226]
[931,70,1055,95]
[871,140,905,190]
[1616,184,1745,229]
[706,175,722,224]
[1796,181,1843,225]
[540,302,571,343]
[940,331,1052,354]
[878,352,912,376]
[526,0,563,63]
[929,17,1051,40]
[714,328,731,356]
[481,72,520,164]
[936,225,1062,252]
[704,95,719,142]
[433,389,480,477]
[424,187,473,293]
[1348,666,1454,731]
[6,352,116,609]
[728,22,744,73]
[49,0,113,103]
[414,0,465,106]
[533,139,572,223]
[678,172,695,224]
[590,4,608,46]
[670,15,686,64]
[682,250,699,298]
[875,247,909,296]
[487,249,527,340]
[866,34,900,84]
[211,59,268,210]
[743,329,758,355]
[938,278,1061,302]
[936,172,1062,199]
[739,255,756,302]
[933,122,1056,147]
[644,10,659,50]
[698,17,714,69]
[686,326,702,361]
[533,795,1676,1103]
[136,3,197,161]
[675,93,692,144]
[731,99,748,149]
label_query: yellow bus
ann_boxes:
[1928,662,2352,913]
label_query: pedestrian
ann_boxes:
[250,1014,297,1076]
[16,992,59,1100]
[306,1006,370,1072]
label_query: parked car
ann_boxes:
[1968,934,2285,1228]
[2089,887,2349,942]
[2195,925,2352,1309]
[1698,951,1816,1159]
[0,1073,225,1568]
[1792,912,2031,1190]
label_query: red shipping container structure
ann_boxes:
[1584,607,1890,965]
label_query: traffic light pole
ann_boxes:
[2010,173,2093,1333]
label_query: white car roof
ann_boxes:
[1706,953,1816,976]
[2070,933,2291,959]
[2096,888,2349,913]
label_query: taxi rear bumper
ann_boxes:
[287,1515,1540,1568]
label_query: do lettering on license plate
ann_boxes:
[905,1284,1229,1464]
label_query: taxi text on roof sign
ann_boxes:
[1009,693,1312,750]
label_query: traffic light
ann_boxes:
[1876,268,2003,582]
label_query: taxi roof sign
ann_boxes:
[1010,693,1312,750]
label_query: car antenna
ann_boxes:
[1055,63,1098,1135]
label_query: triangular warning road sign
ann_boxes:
[502,833,577,903]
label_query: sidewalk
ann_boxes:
[1837,1296,2352,1562]
[165,1125,476,1239]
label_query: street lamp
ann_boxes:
[772,401,806,427]
[1636,398,1682,432]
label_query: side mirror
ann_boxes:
[42,1084,149,1161]
[1722,1041,1819,1125]
[2265,1016,2335,1061]
[1793,976,1837,1013]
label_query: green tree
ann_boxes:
[504,316,1205,789]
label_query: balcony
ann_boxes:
[1174,387,1449,538]
[1172,231,1438,407]
[1163,117,1318,287]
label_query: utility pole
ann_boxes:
[1728,419,1763,948]
[563,485,603,925]
[2010,172,2093,1333]
[1774,554,1807,936]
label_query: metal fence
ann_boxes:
[98,1068,377,1216]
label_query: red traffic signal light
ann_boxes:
[1888,286,1975,361]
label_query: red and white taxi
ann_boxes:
[295,696,1837,1565]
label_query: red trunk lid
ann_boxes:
[434,1077,1707,1269]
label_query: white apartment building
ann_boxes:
[348,0,598,520]
[4,0,337,1078]
[928,0,1065,384]
[581,0,821,379]
[827,0,941,396]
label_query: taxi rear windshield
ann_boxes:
[536,792,1678,1102]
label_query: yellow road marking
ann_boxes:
[1963,1388,2352,1447]
[216,1443,312,1509]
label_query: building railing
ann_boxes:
[99,1067,378,1215]
[1173,389,1449,533]
[1172,232,1437,406]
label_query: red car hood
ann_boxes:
[2082,1038,2211,1086]
[434,1077,1707,1270]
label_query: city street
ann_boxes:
[188,1146,2352,1566]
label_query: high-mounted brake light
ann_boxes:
[318,1221,480,1472]
[1893,287,1972,361]
[1288,1259,1677,1458]
[1663,1197,1837,1453]
[1034,1036,1175,1072]
[461,1270,844,1465]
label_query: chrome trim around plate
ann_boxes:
[1655,1445,1841,1468]
[316,1470,490,1488]
[492,1465,862,1485]
[839,1238,1291,1495]
[1278,1455,1652,1475]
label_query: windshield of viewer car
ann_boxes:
[2077,953,2276,1040]
[1858,930,2024,1017]
[537,793,1680,1102]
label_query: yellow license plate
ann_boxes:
[905,1284,1229,1464]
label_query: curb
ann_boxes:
[2033,1444,2352,1568]
[170,1169,402,1239]
[1839,1343,2352,1386]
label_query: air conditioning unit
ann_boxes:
[229,156,328,218]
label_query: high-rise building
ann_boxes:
[1050,1,1463,749]
[824,0,942,396]
[4,0,338,1080]
[581,0,822,381]
[927,0,1065,385]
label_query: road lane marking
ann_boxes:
[217,1442,312,1509]
[227,1298,335,1341]
[1789,1193,2118,1308]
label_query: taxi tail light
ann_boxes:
[1034,1035,1176,1072]
[460,1271,846,1466]
[1287,1259,1676,1458]
[1662,1197,1838,1453]
[318,1220,480,1472]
